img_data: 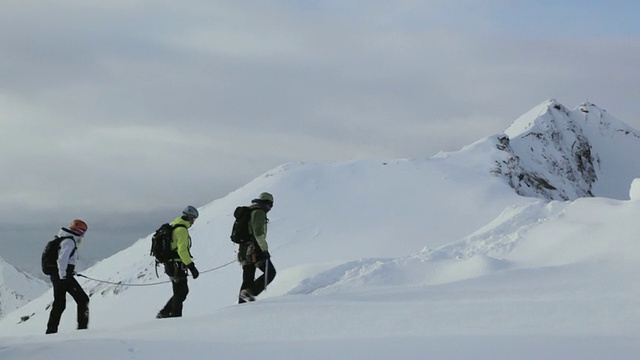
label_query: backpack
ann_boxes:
[41,236,75,275]
[230,206,258,244]
[150,223,186,263]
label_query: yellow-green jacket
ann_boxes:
[170,217,194,265]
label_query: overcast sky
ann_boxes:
[2,0,639,272]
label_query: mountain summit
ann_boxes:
[492,99,640,200]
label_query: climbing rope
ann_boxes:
[76,259,237,287]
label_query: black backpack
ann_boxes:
[41,236,76,275]
[150,223,186,263]
[230,206,259,244]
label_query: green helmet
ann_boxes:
[258,192,274,203]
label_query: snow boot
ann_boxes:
[239,289,255,303]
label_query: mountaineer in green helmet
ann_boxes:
[237,192,276,303]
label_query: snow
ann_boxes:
[498,99,640,201]
[504,98,561,138]
[0,258,49,318]
[1,100,640,359]
[630,178,640,200]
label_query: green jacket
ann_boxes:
[249,206,269,252]
[170,217,194,265]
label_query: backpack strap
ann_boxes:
[55,235,77,259]
[168,223,189,259]
[69,238,78,259]
[170,224,188,244]
[247,206,268,235]
[246,207,266,248]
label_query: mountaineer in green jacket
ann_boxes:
[156,206,200,318]
[238,192,276,303]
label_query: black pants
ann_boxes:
[46,274,89,334]
[239,259,276,303]
[158,262,189,317]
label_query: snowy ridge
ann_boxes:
[289,192,640,295]
[0,258,48,319]
[287,201,553,293]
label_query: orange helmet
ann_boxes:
[70,219,88,235]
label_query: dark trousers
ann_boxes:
[46,274,89,334]
[239,259,276,303]
[158,262,189,317]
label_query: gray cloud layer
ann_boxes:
[2,0,639,271]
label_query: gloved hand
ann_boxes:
[187,263,200,279]
[66,264,76,278]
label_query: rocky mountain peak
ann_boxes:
[493,99,640,201]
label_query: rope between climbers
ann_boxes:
[76,259,237,287]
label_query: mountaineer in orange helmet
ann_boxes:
[45,219,90,334]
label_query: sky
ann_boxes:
[1,117,640,358]
[1,0,640,273]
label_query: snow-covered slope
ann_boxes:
[2,167,640,359]
[493,99,640,200]
[292,193,640,296]
[1,100,640,359]
[0,257,48,319]
[0,154,534,334]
